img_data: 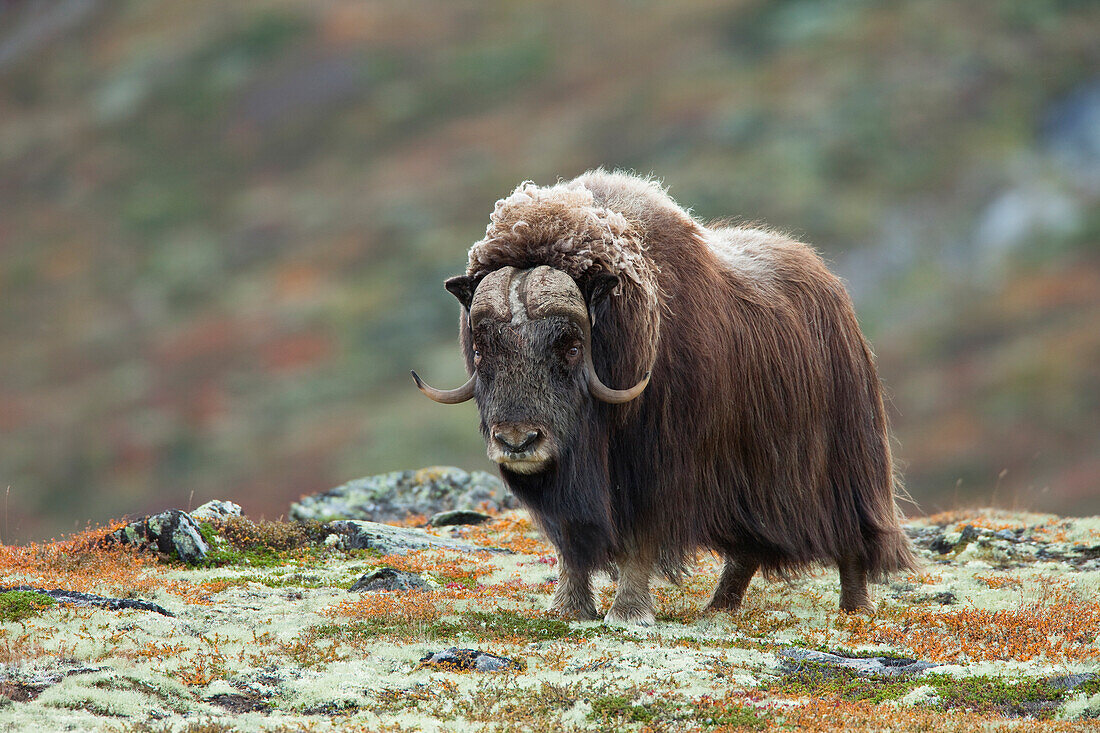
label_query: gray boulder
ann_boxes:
[324,519,508,556]
[191,500,242,523]
[417,648,523,673]
[111,509,209,564]
[348,567,430,592]
[289,466,516,523]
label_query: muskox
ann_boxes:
[413,170,917,624]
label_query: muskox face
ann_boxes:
[469,309,586,474]
[412,266,651,475]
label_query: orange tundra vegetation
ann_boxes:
[326,589,453,625]
[463,514,552,555]
[0,522,157,596]
[761,697,1090,733]
[974,573,1024,589]
[0,522,234,604]
[841,584,1100,663]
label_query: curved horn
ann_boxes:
[410,370,475,404]
[579,315,651,404]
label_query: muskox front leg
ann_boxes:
[605,553,656,626]
[705,555,759,612]
[838,556,875,613]
[550,557,598,621]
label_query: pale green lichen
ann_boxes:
[1059,690,1100,721]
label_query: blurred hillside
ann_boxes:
[1,0,1098,542]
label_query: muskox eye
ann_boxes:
[565,345,580,362]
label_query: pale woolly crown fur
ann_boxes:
[466,176,659,300]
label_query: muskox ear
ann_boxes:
[582,272,620,317]
[444,275,477,310]
[581,272,620,328]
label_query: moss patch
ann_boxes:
[769,661,915,704]
[928,674,1072,718]
[194,519,328,568]
[0,591,56,623]
[770,665,1090,720]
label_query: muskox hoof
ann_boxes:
[839,598,877,614]
[549,604,599,621]
[604,607,656,627]
[703,597,745,614]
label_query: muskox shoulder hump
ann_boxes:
[573,168,698,234]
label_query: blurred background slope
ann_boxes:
[1,0,1097,542]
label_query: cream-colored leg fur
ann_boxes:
[550,560,598,620]
[605,554,656,626]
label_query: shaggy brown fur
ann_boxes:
[454,170,917,620]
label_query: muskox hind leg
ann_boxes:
[838,556,875,613]
[550,559,599,621]
[605,553,656,626]
[705,555,759,612]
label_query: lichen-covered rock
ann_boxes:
[111,509,208,563]
[416,648,524,673]
[778,648,940,677]
[323,520,506,556]
[289,466,516,523]
[0,586,173,617]
[348,567,430,592]
[190,500,242,523]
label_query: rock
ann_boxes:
[289,467,516,524]
[957,524,980,547]
[416,648,524,673]
[190,500,242,523]
[0,586,173,617]
[929,534,954,555]
[324,520,508,556]
[111,509,209,564]
[348,567,429,592]
[778,648,939,677]
[428,509,492,527]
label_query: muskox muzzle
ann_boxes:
[411,266,651,405]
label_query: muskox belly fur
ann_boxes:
[413,169,918,624]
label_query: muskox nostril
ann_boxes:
[493,429,541,453]
[516,430,540,452]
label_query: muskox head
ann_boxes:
[412,265,650,475]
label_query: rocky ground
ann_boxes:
[0,469,1098,731]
